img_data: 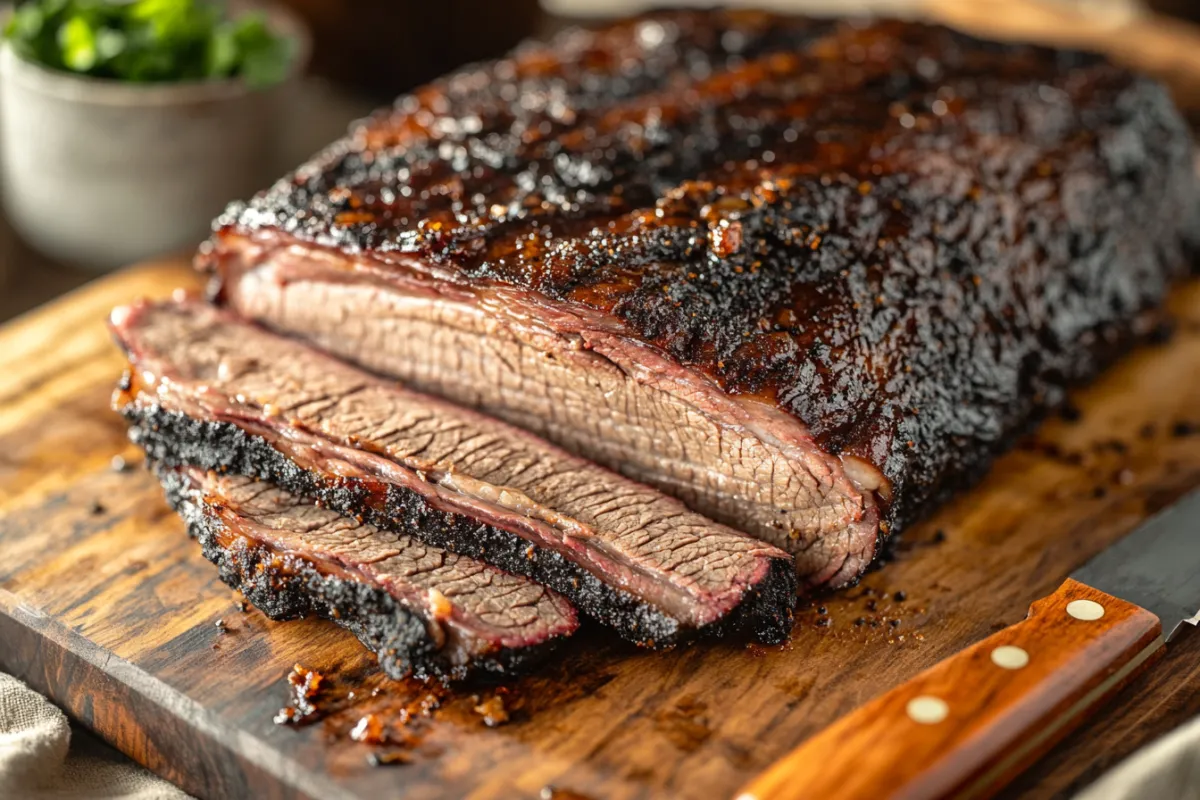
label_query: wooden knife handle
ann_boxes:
[738,579,1164,800]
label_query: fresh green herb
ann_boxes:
[4,0,296,87]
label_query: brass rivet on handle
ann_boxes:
[990,645,1030,670]
[1066,599,1105,621]
[906,696,949,724]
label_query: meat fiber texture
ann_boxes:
[110,298,797,648]
[199,11,1200,590]
[158,466,578,681]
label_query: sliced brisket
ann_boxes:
[203,12,1199,588]
[112,298,797,647]
[159,466,576,680]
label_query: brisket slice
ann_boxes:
[158,466,577,681]
[202,12,1199,588]
[112,298,797,647]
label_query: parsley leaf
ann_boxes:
[4,0,295,86]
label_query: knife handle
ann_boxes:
[738,579,1164,800]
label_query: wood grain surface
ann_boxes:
[0,261,1199,800]
[740,580,1165,800]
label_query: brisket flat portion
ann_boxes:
[159,466,576,680]
[203,11,1200,588]
[112,298,796,646]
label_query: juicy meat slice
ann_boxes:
[219,255,880,588]
[202,11,1200,590]
[159,466,577,681]
[111,298,797,647]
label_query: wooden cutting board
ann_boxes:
[2,260,1200,800]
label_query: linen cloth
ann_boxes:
[1077,714,1200,800]
[0,672,190,800]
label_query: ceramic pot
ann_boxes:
[0,5,310,271]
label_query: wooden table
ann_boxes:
[0,221,94,324]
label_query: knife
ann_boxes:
[739,490,1200,800]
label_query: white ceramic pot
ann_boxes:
[0,6,310,272]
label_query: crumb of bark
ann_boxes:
[473,695,509,727]
[367,751,410,767]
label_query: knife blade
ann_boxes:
[1071,491,1200,641]
[738,490,1200,800]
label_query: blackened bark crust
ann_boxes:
[158,469,570,681]
[131,406,795,647]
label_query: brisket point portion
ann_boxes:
[113,299,797,647]
[159,467,577,681]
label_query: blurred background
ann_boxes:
[0,0,1198,323]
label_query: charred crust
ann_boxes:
[156,468,567,682]
[129,405,796,647]
[725,555,796,645]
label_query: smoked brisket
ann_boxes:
[201,11,1200,587]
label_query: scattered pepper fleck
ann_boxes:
[1058,402,1081,422]
[1147,320,1175,345]
[1171,421,1197,438]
